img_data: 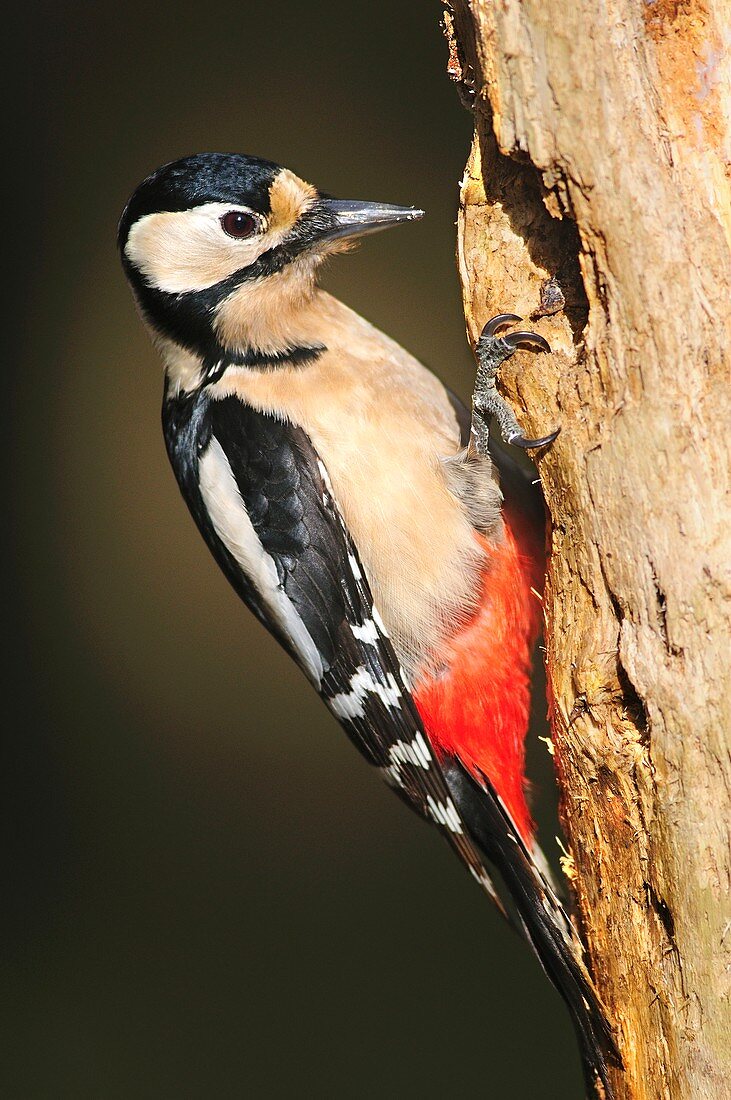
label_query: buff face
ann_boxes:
[123,168,319,294]
[119,153,421,361]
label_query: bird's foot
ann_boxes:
[471,313,559,452]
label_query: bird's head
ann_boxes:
[119,153,423,366]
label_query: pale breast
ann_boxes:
[210,295,492,682]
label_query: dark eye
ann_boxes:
[220,211,258,239]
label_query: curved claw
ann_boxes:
[507,427,561,450]
[502,331,552,353]
[481,313,523,338]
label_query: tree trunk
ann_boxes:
[443,3,731,1097]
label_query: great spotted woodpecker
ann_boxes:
[119,153,616,1094]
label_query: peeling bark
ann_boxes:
[444,3,731,1097]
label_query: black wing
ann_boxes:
[163,387,504,909]
[163,385,618,1092]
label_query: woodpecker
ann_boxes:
[119,153,616,1094]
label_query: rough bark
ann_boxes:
[443,3,731,1097]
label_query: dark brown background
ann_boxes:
[6,2,582,1095]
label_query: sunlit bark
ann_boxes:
[445,3,731,1096]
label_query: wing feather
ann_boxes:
[201,395,505,910]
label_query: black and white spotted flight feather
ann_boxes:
[162,386,505,912]
[163,383,618,1094]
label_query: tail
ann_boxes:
[442,757,620,1099]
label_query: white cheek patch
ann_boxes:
[198,437,324,685]
[125,203,265,294]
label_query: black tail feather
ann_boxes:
[443,758,621,1098]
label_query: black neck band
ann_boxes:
[203,344,325,384]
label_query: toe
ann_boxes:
[481,313,523,339]
[506,427,561,449]
[502,331,552,353]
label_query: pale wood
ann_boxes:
[444,3,731,1097]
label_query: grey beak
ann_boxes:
[318,199,425,242]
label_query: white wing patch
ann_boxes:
[198,436,324,686]
[383,733,433,788]
[328,667,402,720]
[350,618,380,644]
[391,732,432,769]
[426,795,463,834]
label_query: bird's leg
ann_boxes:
[470,313,559,456]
